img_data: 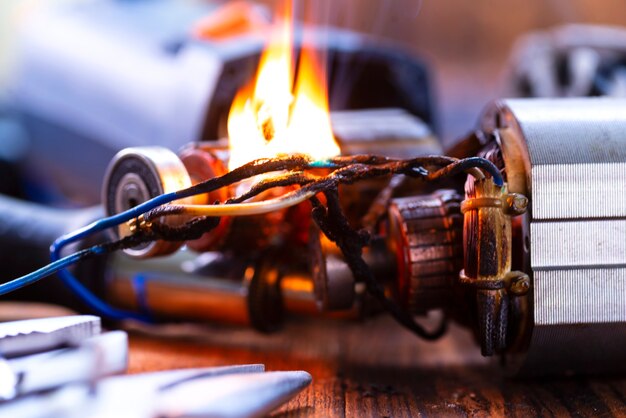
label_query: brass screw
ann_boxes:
[128,218,138,233]
[509,273,531,296]
[138,215,153,230]
[504,193,528,216]
[127,215,152,234]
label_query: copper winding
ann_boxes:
[387,190,463,314]
[462,178,512,282]
[461,177,528,355]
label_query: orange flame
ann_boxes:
[227,2,340,171]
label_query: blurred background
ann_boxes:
[5,0,626,142]
[2,0,626,205]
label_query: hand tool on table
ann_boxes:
[0,315,101,357]
[0,330,128,401]
[0,315,127,401]
[0,315,312,417]
[0,364,312,418]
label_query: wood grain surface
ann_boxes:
[127,316,626,417]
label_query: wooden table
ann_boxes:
[127,316,626,417]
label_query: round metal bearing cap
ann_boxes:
[387,190,463,314]
[102,146,194,258]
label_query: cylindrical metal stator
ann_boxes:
[479,98,626,376]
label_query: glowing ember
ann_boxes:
[227,2,340,171]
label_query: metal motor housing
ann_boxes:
[480,98,626,376]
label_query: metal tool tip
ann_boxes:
[159,370,312,418]
[226,370,313,418]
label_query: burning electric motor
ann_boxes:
[98,98,626,377]
[3,1,624,379]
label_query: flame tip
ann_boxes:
[227,3,339,171]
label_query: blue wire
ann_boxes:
[51,192,178,251]
[310,159,336,168]
[54,267,151,322]
[0,247,103,295]
[48,193,181,322]
[131,273,152,317]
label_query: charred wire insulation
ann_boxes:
[0,155,502,324]
[310,190,448,340]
